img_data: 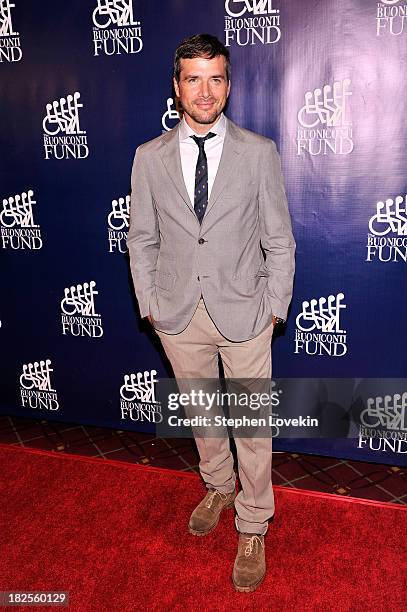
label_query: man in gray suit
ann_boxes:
[127,34,295,592]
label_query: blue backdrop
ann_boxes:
[1,0,406,465]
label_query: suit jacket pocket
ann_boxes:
[155,270,176,291]
[233,265,269,280]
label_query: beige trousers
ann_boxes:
[155,297,275,535]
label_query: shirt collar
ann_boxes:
[178,112,226,142]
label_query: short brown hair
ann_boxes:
[174,34,231,83]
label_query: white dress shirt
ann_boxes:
[178,112,226,206]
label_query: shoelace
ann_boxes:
[244,535,264,557]
[205,490,228,509]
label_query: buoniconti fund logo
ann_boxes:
[19,359,60,411]
[92,0,143,56]
[294,293,347,357]
[376,0,407,36]
[358,391,407,455]
[61,281,104,338]
[0,0,22,63]
[366,194,407,263]
[42,92,89,160]
[120,370,163,424]
[224,0,281,47]
[107,195,129,253]
[161,97,180,132]
[1,190,43,250]
[297,79,353,156]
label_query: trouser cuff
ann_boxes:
[235,515,268,536]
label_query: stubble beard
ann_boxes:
[184,102,225,126]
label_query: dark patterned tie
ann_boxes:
[190,132,216,224]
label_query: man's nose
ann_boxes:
[199,80,211,98]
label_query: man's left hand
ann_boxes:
[272,315,285,327]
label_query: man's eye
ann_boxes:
[188,78,197,83]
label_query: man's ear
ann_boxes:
[173,77,180,98]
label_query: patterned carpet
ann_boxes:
[0,414,405,505]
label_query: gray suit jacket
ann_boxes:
[127,117,296,342]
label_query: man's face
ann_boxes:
[173,55,231,133]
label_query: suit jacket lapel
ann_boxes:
[159,124,194,213]
[158,117,244,217]
[205,118,243,218]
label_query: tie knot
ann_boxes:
[191,132,216,149]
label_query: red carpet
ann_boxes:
[0,443,406,612]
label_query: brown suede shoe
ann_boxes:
[232,533,266,592]
[188,488,236,536]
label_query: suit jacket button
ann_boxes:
[197,276,200,281]
[198,238,205,245]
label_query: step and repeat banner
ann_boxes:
[1,0,406,466]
